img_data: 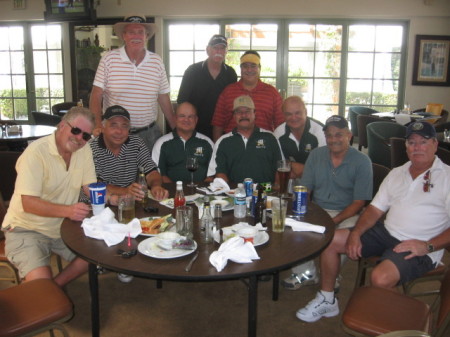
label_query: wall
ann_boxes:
[1,0,449,110]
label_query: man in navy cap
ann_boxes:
[297,120,450,323]
[177,34,237,139]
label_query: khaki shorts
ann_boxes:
[4,227,75,278]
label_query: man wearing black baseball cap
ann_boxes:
[177,34,237,139]
[297,120,450,323]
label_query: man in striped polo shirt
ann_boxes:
[211,50,284,142]
[88,105,168,203]
[152,102,214,184]
[208,95,283,185]
[90,15,176,151]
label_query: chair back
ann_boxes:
[390,137,409,168]
[436,146,450,165]
[367,122,407,168]
[0,151,21,201]
[372,163,390,198]
[0,192,6,224]
[435,269,450,336]
[348,106,378,137]
[32,111,61,127]
[435,110,449,126]
[357,114,386,150]
[51,102,77,116]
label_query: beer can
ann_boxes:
[293,186,307,215]
[244,178,253,197]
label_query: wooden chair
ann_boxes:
[0,279,73,337]
[342,268,450,337]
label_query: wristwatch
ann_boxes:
[426,242,435,253]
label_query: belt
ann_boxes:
[130,122,156,134]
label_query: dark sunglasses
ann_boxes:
[66,121,92,141]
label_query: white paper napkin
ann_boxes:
[209,236,260,272]
[81,207,142,246]
[285,218,326,233]
[159,193,203,209]
[197,178,230,195]
[394,113,412,125]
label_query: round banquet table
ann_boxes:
[0,124,56,150]
[61,186,335,337]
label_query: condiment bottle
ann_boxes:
[254,184,266,226]
[200,198,213,243]
[136,166,148,205]
[174,181,186,208]
[214,204,222,232]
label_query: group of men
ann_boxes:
[1,14,449,330]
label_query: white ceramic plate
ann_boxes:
[137,237,197,259]
[213,226,269,247]
[210,197,233,212]
[139,216,176,237]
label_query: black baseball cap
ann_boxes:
[405,121,437,139]
[208,34,227,47]
[103,105,130,121]
[323,115,349,131]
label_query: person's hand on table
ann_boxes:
[150,186,169,201]
[126,182,145,201]
[68,202,92,221]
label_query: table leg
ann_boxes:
[88,263,100,337]
[248,275,258,337]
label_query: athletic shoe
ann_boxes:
[117,273,134,283]
[281,272,319,290]
[296,291,339,322]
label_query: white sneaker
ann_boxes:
[117,273,134,283]
[296,291,339,322]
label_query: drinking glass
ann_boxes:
[444,129,450,143]
[277,160,291,197]
[186,156,199,187]
[271,198,287,233]
[118,194,135,224]
[176,206,193,239]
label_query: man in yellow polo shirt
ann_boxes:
[2,107,100,287]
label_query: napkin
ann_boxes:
[81,207,142,246]
[394,113,411,125]
[285,218,326,233]
[197,178,230,195]
[209,236,260,272]
[159,193,203,209]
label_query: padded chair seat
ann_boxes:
[342,286,431,336]
[0,278,73,336]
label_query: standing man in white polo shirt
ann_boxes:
[90,15,176,151]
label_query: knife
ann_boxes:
[185,251,199,272]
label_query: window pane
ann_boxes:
[194,51,206,63]
[35,75,49,97]
[347,53,374,78]
[193,24,219,49]
[32,26,47,49]
[169,51,194,76]
[0,52,11,74]
[289,24,315,51]
[0,98,13,119]
[346,79,373,105]
[0,28,10,51]
[372,79,398,105]
[0,75,12,96]
[226,24,252,50]
[288,51,314,77]
[311,105,338,123]
[374,53,400,79]
[375,26,403,52]
[259,51,277,77]
[287,78,313,101]
[34,51,48,73]
[46,25,62,49]
[49,75,64,97]
[315,52,341,77]
[316,25,342,51]
[251,24,278,50]
[170,76,182,101]
[10,52,25,73]
[225,51,242,71]
[349,25,375,52]
[48,51,63,73]
[9,27,24,51]
[14,98,28,120]
[313,79,340,104]
[12,75,26,96]
[169,25,194,50]
[36,98,50,113]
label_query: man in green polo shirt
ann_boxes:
[208,95,283,185]
[152,102,214,184]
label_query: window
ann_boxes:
[165,19,407,123]
[0,23,64,121]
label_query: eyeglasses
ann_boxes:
[423,170,433,192]
[66,121,92,141]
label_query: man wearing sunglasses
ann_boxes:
[2,107,102,288]
[297,121,450,323]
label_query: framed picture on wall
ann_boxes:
[412,35,450,86]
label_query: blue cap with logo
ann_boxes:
[405,121,437,139]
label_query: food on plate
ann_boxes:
[140,215,173,235]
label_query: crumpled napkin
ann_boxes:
[394,113,412,125]
[197,178,230,195]
[81,207,142,246]
[209,236,260,272]
[285,218,326,233]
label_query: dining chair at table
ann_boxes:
[348,106,378,140]
[413,105,448,126]
[389,137,409,168]
[51,102,77,116]
[32,111,62,127]
[342,267,450,337]
[0,151,21,202]
[0,278,74,337]
[367,122,407,168]
[357,114,390,151]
